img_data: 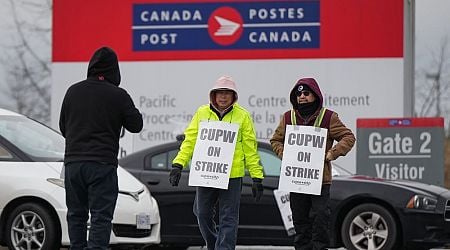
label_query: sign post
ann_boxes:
[273,190,295,236]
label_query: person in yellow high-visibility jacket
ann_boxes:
[169,75,264,250]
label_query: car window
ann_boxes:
[147,147,278,173]
[145,149,191,170]
[167,149,192,170]
[168,149,178,167]
[0,144,13,160]
[258,148,281,177]
[149,152,167,170]
[0,115,64,161]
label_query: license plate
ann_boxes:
[136,213,151,229]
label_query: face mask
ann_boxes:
[297,101,319,117]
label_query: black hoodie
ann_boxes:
[59,47,143,165]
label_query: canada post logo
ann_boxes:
[207,7,244,46]
[132,1,320,51]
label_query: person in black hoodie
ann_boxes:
[59,46,143,250]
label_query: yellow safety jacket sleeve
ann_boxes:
[240,111,264,179]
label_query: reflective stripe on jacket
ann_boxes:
[173,103,264,179]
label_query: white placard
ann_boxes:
[278,125,327,195]
[188,121,239,189]
[273,189,295,236]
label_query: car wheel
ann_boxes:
[341,203,397,250]
[5,202,60,250]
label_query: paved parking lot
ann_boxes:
[187,247,317,250]
[0,246,298,250]
[185,247,450,250]
[187,247,297,250]
[186,247,449,250]
[0,246,448,250]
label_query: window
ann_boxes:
[258,148,281,177]
[145,149,182,170]
[150,153,167,170]
[0,144,13,160]
[168,150,179,166]
[0,116,64,161]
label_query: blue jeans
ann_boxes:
[65,161,118,250]
[290,184,331,250]
[193,178,242,250]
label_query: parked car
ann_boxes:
[0,108,161,249]
[119,140,450,250]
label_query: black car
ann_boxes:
[120,141,450,250]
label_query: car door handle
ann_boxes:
[147,179,160,185]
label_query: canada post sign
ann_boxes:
[132,1,320,51]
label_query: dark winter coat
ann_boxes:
[59,47,143,165]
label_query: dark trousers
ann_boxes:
[193,178,242,250]
[290,184,331,250]
[64,161,118,250]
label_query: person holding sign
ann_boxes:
[270,78,355,250]
[169,76,264,250]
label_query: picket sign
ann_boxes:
[189,121,239,189]
[273,189,295,236]
[278,125,327,195]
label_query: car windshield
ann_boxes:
[0,115,65,162]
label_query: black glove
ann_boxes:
[251,178,263,202]
[169,164,183,186]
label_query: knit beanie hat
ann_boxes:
[295,84,314,97]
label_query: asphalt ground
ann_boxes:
[187,247,318,250]
[0,246,448,250]
[185,247,450,250]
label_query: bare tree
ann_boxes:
[0,0,52,124]
[415,36,450,136]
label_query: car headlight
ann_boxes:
[406,194,437,210]
[47,178,65,188]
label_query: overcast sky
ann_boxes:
[415,0,450,69]
[0,0,449,110]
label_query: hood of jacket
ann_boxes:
[209,76,238,110]
[289,77,323,110]
[87,47,121,86]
